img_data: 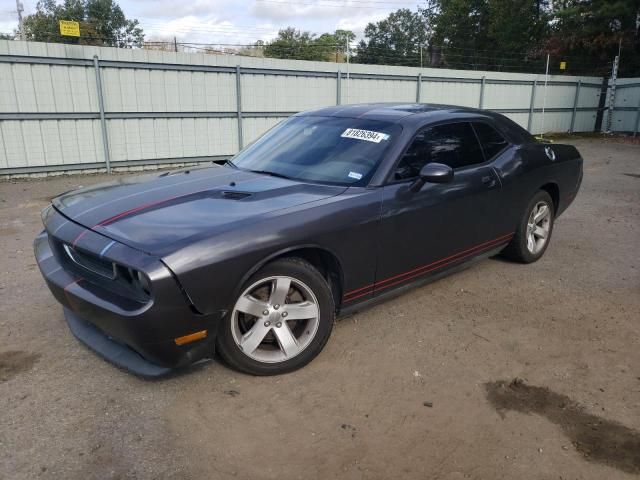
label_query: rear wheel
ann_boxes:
[216,257,335,375]
[503,190,554,263]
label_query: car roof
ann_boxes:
[297,103,481,122]
[296,103,535,144]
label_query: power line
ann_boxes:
[141,21,280,34]
[1,27,613,76]
[15,0,23,40]
[254,0,419,9]
[268,0,418,4]
[256,0,418,5]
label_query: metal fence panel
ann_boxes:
[422,80,482,108]
[0,39,634,175]
[243,116,287,146]
[242,74,336,112]
[609,80,640,133]
[483,82,531,110]
[345,77,416,104]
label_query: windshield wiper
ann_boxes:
[249,169,294,180]
[224,159,237,168]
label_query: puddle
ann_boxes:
[0,350,41,382]
[485,379,640,475]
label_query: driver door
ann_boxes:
[375,122,505,295]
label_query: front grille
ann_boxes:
[63,244,116,279]
[47,235,150,303]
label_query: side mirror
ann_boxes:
[410,162,454,192]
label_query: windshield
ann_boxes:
[229,116,401,186]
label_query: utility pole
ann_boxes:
[605,39,622,133]
[173,36,178,53]
[345,40,350,104]
[539,53,550,140]
[605,54,620,133]
[15,0,24,40]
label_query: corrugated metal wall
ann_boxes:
[608,79,640,133]
[0,39,635,175]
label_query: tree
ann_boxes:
[0,33,15,40]
[545,0,640,76]
[23,0,144,47]
[422,0,549,70]
[263,28,354,62]
[263,28,319,60]
[238,40,266,58]
[423,0,640,75]
[355,9,430,66]
[255,1,640,75]
[334,29,356,49]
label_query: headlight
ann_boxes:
[134,270,152,295]
[41,205,54,226]
[118,266,152,297]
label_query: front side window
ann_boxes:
[394,122,485,180]
[230,116,401,186]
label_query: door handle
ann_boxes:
[482,176,497,187]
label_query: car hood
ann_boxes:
[53,165,347,255]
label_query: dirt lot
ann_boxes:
[1,138,639,480]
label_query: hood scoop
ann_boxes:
[159,169,190,177]
[220,190,251,200]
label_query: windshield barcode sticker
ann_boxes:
[348,171,363,180]
[341,128,390,143]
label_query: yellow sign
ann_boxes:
[559,61,567,70]
[59,20,80,37]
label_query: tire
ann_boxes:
[216,257,335,375]
[503,190,555,263]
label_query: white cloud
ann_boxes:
[0,0,408,45]
[131,0,232,19]
[336,12,389,36]
[144,16,280,44]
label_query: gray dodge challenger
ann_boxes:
[34,103,583,377]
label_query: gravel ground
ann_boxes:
[0,138,639,480]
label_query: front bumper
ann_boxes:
[34,208,225,377]
[64,307,173,377]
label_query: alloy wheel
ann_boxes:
[231,276,320,363]
[526,201,551,254]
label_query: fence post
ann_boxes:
[92,55,111,173]
[336,70,341,105]
[569,80,581,133]
[416,73,422,103]
[634,93,640,137]
[527,80,537,133]
[593,77,608,132]
[605,55,619,132]
[235,65,243,150]
[479,75,486,109]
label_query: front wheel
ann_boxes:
[503,190,555,263]
[216,257,335,375]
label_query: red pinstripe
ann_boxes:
[99,195,183,226]
[70,181,253,247]
[72,196,181,247]
[71,229,90,248]
[343,232,514,302]
[70,175,263,248]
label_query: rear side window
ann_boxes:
[394,122,484,180]
[473,122,508,159]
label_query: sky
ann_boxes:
[0,0,422,46]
